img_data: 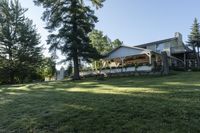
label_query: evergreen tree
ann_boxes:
[34,0,105,80]
[66,62,73,77]
[0,57,10,84]
[0,0,42,83]
[188,18,200,68]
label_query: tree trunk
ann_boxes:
[9,68,15,84]
[71,1,80,80]
[161,51,169,75]
[198,46,200,67]
[73,54,80,80]
[8,48,15,84]
[192,45,198,68]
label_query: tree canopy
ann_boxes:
[0,0,43,84]
[112,39,123,48]
[188,18,200,68]
[89,29,123,55]
[89,29,112,55]
[34,0,105,80]
[89,29,123,70]
[39,57,56,80]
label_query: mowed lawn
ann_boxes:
[1,72,200,133]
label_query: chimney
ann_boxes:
[175,32,182,41]
[175,32,183,46]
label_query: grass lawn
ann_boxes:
[1,72,200,133]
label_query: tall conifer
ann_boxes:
[34,0,105,80]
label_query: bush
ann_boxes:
[191,68,200,71]
[171,67,185,71]
[96,74,105,80]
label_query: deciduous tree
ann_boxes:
[111,39,123,48]
[89,29,112,55]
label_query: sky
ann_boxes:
[18,0,200,63]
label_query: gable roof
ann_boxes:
[135,37,177,48]
[104,45,151,58]
[135,37,193,52]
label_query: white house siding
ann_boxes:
[106,47,147,59]
[147,40,177,56]
[147,45,156,52]
[151,33,185,56]
[159,42,172,56]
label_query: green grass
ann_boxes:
[1,72,200,133]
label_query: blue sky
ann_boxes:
[18,0,200,56]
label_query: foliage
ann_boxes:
[1,72,200,132]
[66,62,73,77]
[188,18,200,48]
[34,0,105,80]
[191,68,200,71]
[170,67,185,72]
[39,57,56,80]
[89,29,112,55]
[0,57,10,84]
[111,39,123,48]
[187,18,200,68]
[0,0,43,84]
[89,29,123,70]
[89,29,123,55]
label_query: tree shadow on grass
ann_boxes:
[0,72,200,132]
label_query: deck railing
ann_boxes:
[170,46,186,54]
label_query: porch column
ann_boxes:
[145,52,152,65]
[99,59,103,74]
[148,53,152,64]
[109,61,112,73]
[121,57,125,72]
[184,53,186,68]
[155,55,158,62]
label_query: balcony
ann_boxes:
[170,46,186,54]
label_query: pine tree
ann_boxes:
[188,18,200,68]
[0,0,42,83]
[34,0,105,80]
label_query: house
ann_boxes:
[103,46,160,72]
[135,32,194,68]
[80,32,194,76]
[101,32,193,74]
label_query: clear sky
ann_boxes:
[18,0,200,56]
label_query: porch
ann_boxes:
[101,53,162,73]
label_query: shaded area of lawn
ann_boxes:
[1,72,200,133]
